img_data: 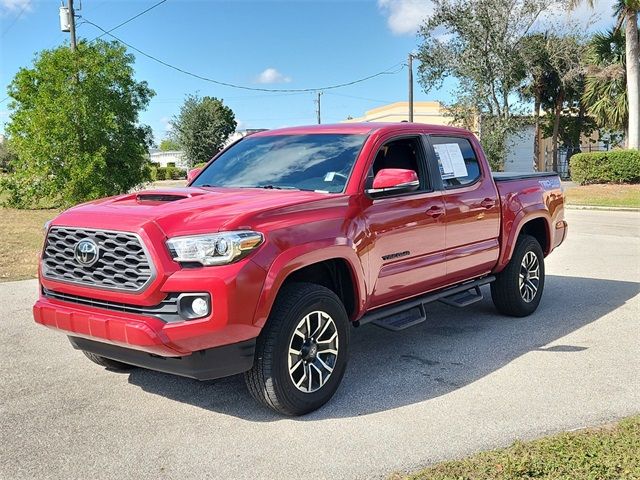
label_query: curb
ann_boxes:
[565,205,640,212]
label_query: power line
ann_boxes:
[88,0,168,42]
[2,2,29,37]
[80,17,404,93]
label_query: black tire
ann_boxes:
[244,282,350,416]
[82,351,135,371]
[491,234,545,317]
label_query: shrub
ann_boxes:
[570,150,640,185]
[173,168,186,180]
[167,162,176,168]
[155,167,167,180]
[193,162,208,169]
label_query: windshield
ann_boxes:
[191,133,366,193]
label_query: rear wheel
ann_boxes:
[491,234,545,317]
[244,282,350,416]
[82,351,135,371]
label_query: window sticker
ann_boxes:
[433,143,468,179]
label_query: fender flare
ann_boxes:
[251,241,367,328]
[495,206,552,272]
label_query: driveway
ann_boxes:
[1,209,639,479]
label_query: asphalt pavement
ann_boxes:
[1,209,639,479]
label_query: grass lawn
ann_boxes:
[0,208,59,282]
[396,415,640,480]
[564,184,640,208]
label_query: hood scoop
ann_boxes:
[127,189,208,204]
[136,192,188,202]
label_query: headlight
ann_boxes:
[166,231,263,266]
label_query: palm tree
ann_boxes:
[570,0,639,149]
[583,30,627,135]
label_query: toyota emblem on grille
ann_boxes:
[74,239,99,267]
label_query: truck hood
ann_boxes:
[52,187,342,237]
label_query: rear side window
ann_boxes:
[431,136,481,189]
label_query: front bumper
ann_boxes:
[69,336,256,380]
[34,259,266,357]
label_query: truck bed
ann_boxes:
[492,172,557,182]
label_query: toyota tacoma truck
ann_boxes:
[34,123,567,415]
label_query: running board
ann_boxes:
[359,276,495,330]
[372,305,426,331]
[439,286,483,308]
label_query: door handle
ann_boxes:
[427,205,445,218]
[480,198,496,209]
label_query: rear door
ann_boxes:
[361,135,447,308]
[428,135,501,285]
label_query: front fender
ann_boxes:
[251,240,367,328]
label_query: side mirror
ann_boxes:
[366,168,419,197]
[187,167,203,183]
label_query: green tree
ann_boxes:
[1,40,154,208]
[583,29,628,136]
[570,0,639,149]
[416,0,557,169]
[0,140,17,173]
[541,34,586,170]
[171,95,236,167]
[159,137,181,151]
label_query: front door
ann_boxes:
[362,136,447,309]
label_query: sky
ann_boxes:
[0,0,618,143]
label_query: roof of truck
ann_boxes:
[251,122,473,137]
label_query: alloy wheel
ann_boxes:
[519,251,540,303]
[287,310,339,393]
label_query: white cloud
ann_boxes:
[255,68,292,84]
[378,0,434,36]
[0,0,31,15]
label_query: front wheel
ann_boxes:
[244,282,350,416]
[491,234,545,317]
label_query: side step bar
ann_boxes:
[439,285,483,308]
[359,276,495,331]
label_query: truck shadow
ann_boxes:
[126,275,639,421]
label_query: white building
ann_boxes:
[149,150,187,168]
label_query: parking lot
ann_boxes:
[1,209,639,479]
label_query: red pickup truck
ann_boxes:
[34,123,567,415]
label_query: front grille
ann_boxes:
[42,227,155,292]
[42,288,181,322]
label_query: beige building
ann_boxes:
[344,101,455,126]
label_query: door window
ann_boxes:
[431,136,481,189]
[367,137,429,192]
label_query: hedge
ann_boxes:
[570,150,640,185]
[150,166,187,181]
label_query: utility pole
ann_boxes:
[315,91,323,124]
[68,0,77,51]
[408,53,414,122]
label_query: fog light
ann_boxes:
[177,293,211,320]
[191,297,209,317]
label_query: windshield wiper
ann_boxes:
[255,185,299,190]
